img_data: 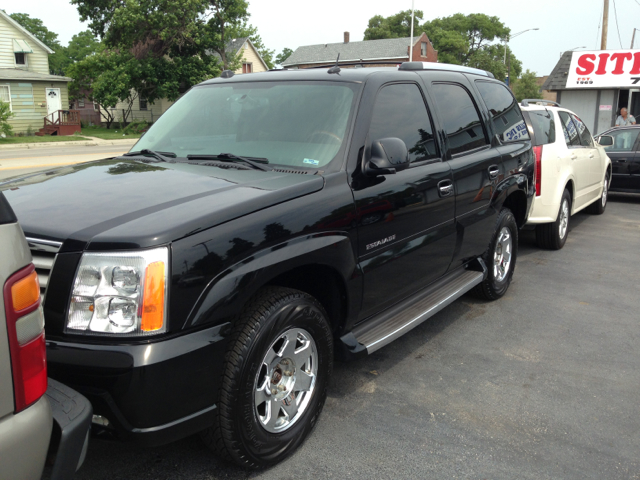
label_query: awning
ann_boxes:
[13,39,33,53]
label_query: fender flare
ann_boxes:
[182,233,358,329]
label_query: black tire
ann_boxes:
[201,286,333,469]
[586,172,609,215]
[473,208,518,301]
[536,189,571,250]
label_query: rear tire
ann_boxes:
[473,208,518,301]
[201,287,333,469]
[587,173,609,215]
[536,189,571,250]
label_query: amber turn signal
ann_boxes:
[141,261,165,332]
[11,271,40,312]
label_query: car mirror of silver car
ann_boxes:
[597,135,613,146]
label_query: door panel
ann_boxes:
[352,81,456,320]
[603,128,640,190]
[559,111,590,207]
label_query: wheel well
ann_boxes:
[502,190,528,228]
[565,179,575,202]
[265,265,347,334]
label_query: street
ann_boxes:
[43,193,640,480]
[0,145,132,180]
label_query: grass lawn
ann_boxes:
[80,126,142,140]
[0,135,91,144]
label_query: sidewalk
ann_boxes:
[0,136,139,150]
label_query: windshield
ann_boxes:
[133,81,358,169]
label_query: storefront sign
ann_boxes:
[566,49,640,88]
[599,104,612,111]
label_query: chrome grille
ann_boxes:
[26,237,62,299]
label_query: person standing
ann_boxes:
[615,107,636,127]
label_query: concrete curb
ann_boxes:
[0,137,138,150]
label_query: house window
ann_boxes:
[0,85,11,111]
[94,102,99,111]
[421,42,427,57]
[15,52,26,65]
[139,97,148,110]
[242,63,253,74]
[78,99,85,108]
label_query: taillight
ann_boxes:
[533,145,543,197]
[3,264,47,412]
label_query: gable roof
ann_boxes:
[210,37,269,71]
[542,52,573,91]
[0,10,55,54]
[282,35,425,67]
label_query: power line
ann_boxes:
[612,0,623,48]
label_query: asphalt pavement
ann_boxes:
[0,144,133,180]
[43,194,640,480]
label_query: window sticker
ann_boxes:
[502,120,528,142]
[303,158,319,166]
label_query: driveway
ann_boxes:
[44,194,640,480]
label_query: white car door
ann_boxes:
[570,113,603,190]
[558,111,591,210]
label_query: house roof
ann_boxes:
[210,37,269,71]
[0,68,71,82]
[282,35,424,67]
[542,52,573,91]
[0,10,55,55]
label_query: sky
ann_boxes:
[5,0,640,75]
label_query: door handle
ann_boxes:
[571,154,577,160]
[617,159,627,163]
[589,153,594,158]
[488,165,500,178]
[437,180,454,197]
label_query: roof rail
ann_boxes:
[305,60,403,70]
[399,62,494,78]
[521,99,561,107]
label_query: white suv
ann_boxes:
[520,100,612,249]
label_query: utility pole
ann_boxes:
[601,0,609,50]
[632,28,638,49]
[409,0,415,62]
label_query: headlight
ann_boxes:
[66,247,168,336]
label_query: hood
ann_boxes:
[1,159,323,252]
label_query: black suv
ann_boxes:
[1,63,533,468]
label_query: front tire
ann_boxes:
[473,208,518,301]
[536,188,571,250]
[587,173,609,215]
[202,287,333,469]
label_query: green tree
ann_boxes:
[512,70,541,102]
[0,101,14,137]
[467,44,521,82]
[275,47,293,66]
[363,10,424,40]
[8,12,69,75]
[66,30,102,63]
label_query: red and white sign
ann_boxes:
[566,49,640,88]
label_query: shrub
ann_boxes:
[123,120,149,135]
[0,100,14,137]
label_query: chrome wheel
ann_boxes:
[558,199,570,240]
[254,328,318,433]
[493,226,512,283]
[602,178,608,207]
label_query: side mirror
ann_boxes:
[597,135,613,146]
[364,138,410,176]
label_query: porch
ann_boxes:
[35,110,81,136]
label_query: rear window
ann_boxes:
[0,193,17,225]
[524,110,556,146]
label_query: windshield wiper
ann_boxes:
[186,153,271,171]
[123,149,176,162]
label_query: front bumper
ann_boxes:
[46,323,228,447]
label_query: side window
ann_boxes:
[431,83,488,156]
[558,111,581,147]
[476,81,530,143]
[571,114,594,147]
[604,129,640,152]
[368,83,439,163]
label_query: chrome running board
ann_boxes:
[346,268,484,355]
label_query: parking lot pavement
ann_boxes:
[0,145,130,180]
[44,194,640,480]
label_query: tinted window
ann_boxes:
[432,83,488,155]
[525,110,556,146]
[476,81,529,143]
[604,129,640,152]
[558,111,581,147]
[368,83,438,162]
[571,114,594,147]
